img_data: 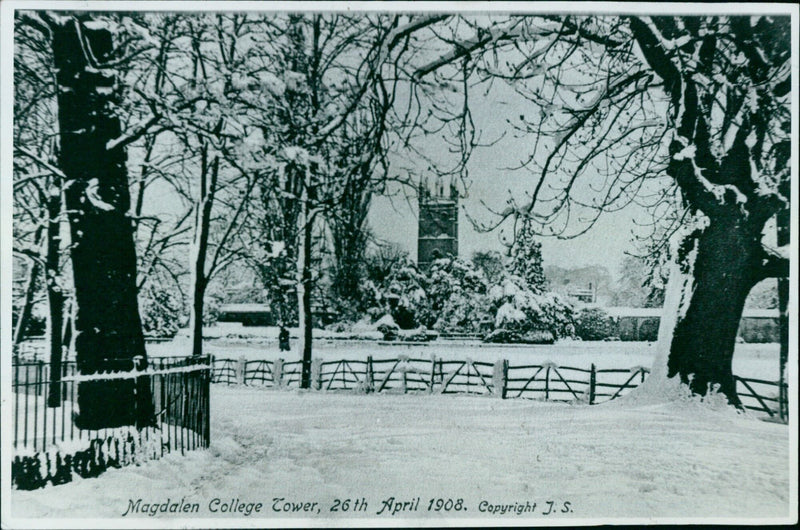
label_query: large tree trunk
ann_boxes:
[667,215,762,407]
[54,19,152,429]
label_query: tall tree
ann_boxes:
[50,15,154,428]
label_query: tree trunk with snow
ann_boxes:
[667,216,764,406]
[643,261,690,387]
[627,17,791,406]
[53,19,152,429]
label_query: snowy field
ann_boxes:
[146,323,783,381]
[10,384,792,525]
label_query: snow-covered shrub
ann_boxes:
[375,314,400,340]
[574,307,617,341]
[494,301,527,330]
[362,257,431,329]
[434,292,493,333]
[485,273,575,343]
[428,258,492,333]
[140,286,182,338]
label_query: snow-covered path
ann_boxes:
[11,385,792,525]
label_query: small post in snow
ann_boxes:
[236,356,246,386]
[492,359,507,399]
[311,358,322,391]
[273,358,284,388]
[366,356,374,393]
[589,364,597,405]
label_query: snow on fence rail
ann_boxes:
[11,356,211,490]
[209,355,787,417]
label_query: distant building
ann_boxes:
[218,304,274,326]
[567,282,597,303]
[417,176,459,269]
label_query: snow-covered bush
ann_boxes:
[574,307,617,341]
[361,257,430,329]
[359,255,568,338]
[494,301,527,330]
[434,291,493,333]
[375,314,400,340]
[428,258,493,333]
[485,273,575,343]
[140,286,182,338]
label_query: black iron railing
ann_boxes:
[11,355,211,490]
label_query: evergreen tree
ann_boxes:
[508,222,546,294]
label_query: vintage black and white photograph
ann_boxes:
[1,1,797,527]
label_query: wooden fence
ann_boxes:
[735,376,787,419]
[210,356,787,417]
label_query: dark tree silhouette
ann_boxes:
[52,17,153,428]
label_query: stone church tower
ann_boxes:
[417,176,459,269]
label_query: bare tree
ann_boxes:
[240,13,451,387]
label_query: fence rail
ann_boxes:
[735,376,786,418]
[210,355,786,419]
[11,355,211,490]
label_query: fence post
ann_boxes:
[311,358,322,391]
[366,356,374,393]
[545,367,550,401]
[503,360,509,399]
[236,356,246,386]
[780,380,788,422]
[589,364,596,405]
[492,359,506,399]
[640,369,646,384]
[37,360,44,396]
[273,358,284,388]
[430,355,437,393]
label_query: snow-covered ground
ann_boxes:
[10,384,792,525]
